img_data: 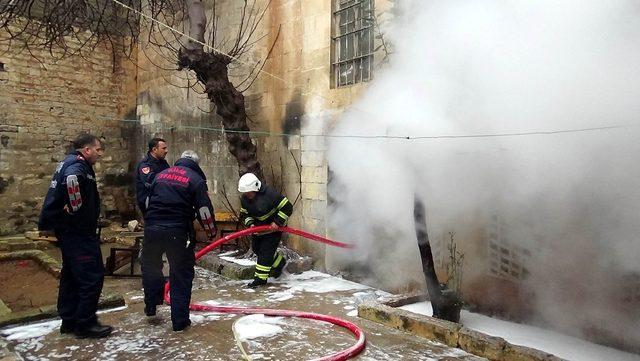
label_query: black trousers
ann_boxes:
[252,231,281,279]
[142,226,195,328]
[57,232,104,327]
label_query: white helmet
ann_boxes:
[238,173,261,193]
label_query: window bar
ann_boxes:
[334,0,365,15]
[331,52,375,66]
[354,18,360,58]
[332,26,373,41]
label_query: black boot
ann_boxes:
[246,278,267,288]
[74,321,113,339]
[270,258,287,279]
[60,320,75,334]
[144,304,157,317]
[173,319,191,332]
[145,291,164,316]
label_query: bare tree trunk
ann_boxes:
[186,0,206,48]
[414,197,461,322]
[179,0,263,179]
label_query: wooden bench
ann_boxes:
[105,235,143,277]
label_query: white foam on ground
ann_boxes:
[220,256,256,266]
[198,299,249,308]
[0,319,61,341]
[274,271,369,293]
[233,314,285,341]
[400,301,640,361]
[0,306,126,342]
[98,331,160,360]
[277,270,330,281]
[190,313,222,323]
[201,300,223,306]
[47,351,72,358]
[266,290,295,302]
[374,290,392,297]
[218,250,241,257]
[286,277,369,293]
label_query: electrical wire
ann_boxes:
[110,0,338,106]
[121,118,640,141]
[110,0,640,142]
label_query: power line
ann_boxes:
[121,119,640,140]
[110,0,338,106]
[111,1,640,141]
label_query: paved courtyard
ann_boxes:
[2,266,483,360]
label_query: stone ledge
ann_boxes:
[0,239,53,252]
[458,327,508,360]
[502,344,561,361]
[378,292,428,308]
[197,253,254,280]
[0,291,125,328]
[0,251,125,328]
[358,302,461,347]
[0,250,61,277]
[357,302,566,361]
[0,300,10,317]
[197,252,313,280]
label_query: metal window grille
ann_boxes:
[431,233,447,271]
[332,0,374,87]
[487,215,530,281]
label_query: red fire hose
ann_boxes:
[163,225,366,361]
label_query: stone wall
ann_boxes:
[135,0,394,267]
[0,0,396,256]
[0,27,138,235]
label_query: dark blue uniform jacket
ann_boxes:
[144,158,214,230]
[135,153,170,212]
[39,152,100,236]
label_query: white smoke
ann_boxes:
[327,0,640,348]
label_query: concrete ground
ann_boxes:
[1,249,484,360]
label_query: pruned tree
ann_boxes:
[176,0,273,179]
[0,0,273,179]
[413,197,463,322]
[0,0,155,62]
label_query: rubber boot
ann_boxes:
[74,321,113,339]
[246,277,267,288]
[60,320,75,334]
[270,257,287,279]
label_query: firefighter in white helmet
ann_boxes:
[238,173,293,288]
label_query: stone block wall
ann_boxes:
[0,0,395,255]
[132,0,394,265]
[0,27,138,235]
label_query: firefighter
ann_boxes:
[142,150,216,331]
[135,137,170,214]
[238,173,293,288]
[38,133,113,339]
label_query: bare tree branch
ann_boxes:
[289,148,302,207]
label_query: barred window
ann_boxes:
[487,215,530,282]
[332,0,374,87]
